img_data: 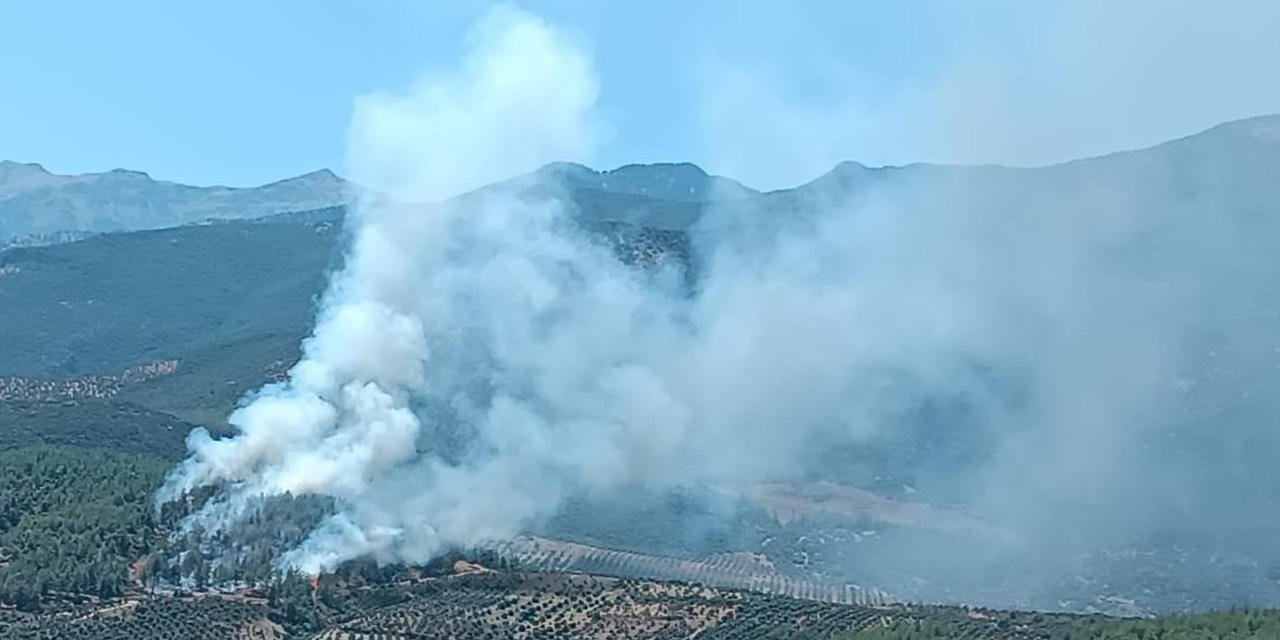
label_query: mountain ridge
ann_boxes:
[4,113,1278,243]
[0,162,352,241]
[4,114,1279,381]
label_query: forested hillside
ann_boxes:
[0,446,168,608]
[0,399,195,459]
[0,220,340,379]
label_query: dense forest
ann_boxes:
[2,441,1280,638]
[0,446,167,608]
[0,400,194,459]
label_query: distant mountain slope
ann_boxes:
[763,113,1280,223]
[0,164,725,391]
[0,158,754,243]
[1,115,1277,420]
[0,218,341,379]
[0,161,349,240]
[536,161,759,202]
[457,161,755,231]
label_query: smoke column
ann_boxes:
[159,5,612,572]
[160,4,1280,607]
[159,5,920,573]
[161,4,804,574]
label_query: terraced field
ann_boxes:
[0,597,284,640]
[490,536,896,606]
[314,574,730,640]
[4,565,1279,639]
[303,572,1042,640]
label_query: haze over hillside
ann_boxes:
[4,114,1277,379]
[8,112,1277,245]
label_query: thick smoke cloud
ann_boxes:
[159,5,613,572]
[161,3,1279,607]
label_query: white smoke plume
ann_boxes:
[159,4,614,572]
[160,3,1280,602]
[162,4,810,574]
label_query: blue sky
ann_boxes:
[3,1,1278,189]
